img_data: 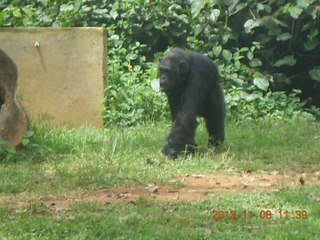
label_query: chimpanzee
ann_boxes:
[159,48,225,159]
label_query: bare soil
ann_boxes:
[3,171,319,211]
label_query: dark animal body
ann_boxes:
[159,48,225,159]
[0,49,29,147]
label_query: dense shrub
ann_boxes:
[1,0,319,125]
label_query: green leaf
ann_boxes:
[213,46,222,57]
[249,58,262,68]
[229,73,238,81]
[169,23,185,37]
[271,18,288,28]
[191,0,205,19]
[74,0,83,11]
[154,18,170,29]
[24,130,34,138]
[150,79,160,92]
[209,9,220,23]
[229,3,247,16]
[93,9,108,16]
[309,66,320,82]
[244,19,260,33]
[222,49,232,62]
[60,4,74,12]
[22,6,33,17]
[193,24,203,36]
[42,15,52,23]
[21,138,30,146]
[273,55,296,67]
[307,3,318,19]
[0,11,8,25]
[239,92,262,101]
[289,6,303,19]
[304,38,319,51]
[301,21,313,32]
[276,32,292,41]
[110,2,119,20]
[149,65,158,80]
[297,0,312,9]
[253,77,269,91]
[309,28,319,39]
[239,47,249,52]
[12,8,22,18]
[23,17,32,25]
[245,93,262,101]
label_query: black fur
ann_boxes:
[159,48,225,158]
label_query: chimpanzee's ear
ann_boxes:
[179,60,189,74]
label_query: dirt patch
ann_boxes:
[2,171,319,211]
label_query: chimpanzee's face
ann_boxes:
[158,54,189,94]
[159,57,179,93]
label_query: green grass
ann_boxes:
[0,118,320,239]
[1,187,319,239]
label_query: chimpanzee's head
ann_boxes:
[158,49,189,94]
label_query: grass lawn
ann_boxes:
[0,118,319,239]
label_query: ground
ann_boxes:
[3,170,319,211]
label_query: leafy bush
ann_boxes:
[0,130,34,162]
[0,141,16,161]
[102,41,168,126]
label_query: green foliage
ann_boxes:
[0,141,16,161]
[226,88,311,121]
[0,0,319,125]
[102,42,168,126]
[0,130,35,162]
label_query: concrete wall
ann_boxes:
[0,27,107,127]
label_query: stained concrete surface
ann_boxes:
[0,27,107,127]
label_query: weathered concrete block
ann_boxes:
[0,27,107,127]
[0,49,28,147]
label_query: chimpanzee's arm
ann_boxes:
[162,76,206,158]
